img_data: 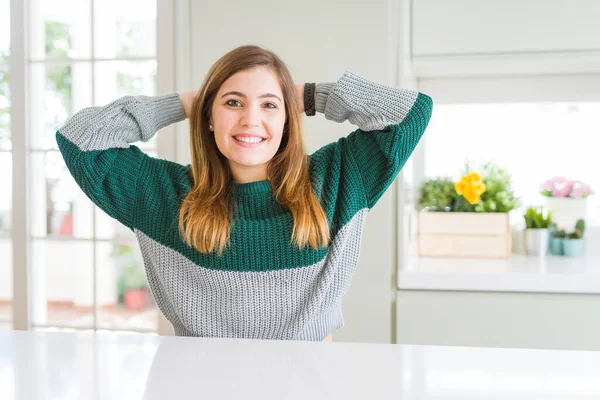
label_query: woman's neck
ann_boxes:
[230,162,268,184]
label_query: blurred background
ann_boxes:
[1,0,599,350]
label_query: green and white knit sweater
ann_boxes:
[57,71,433,340]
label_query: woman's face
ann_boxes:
[211,66,287,182]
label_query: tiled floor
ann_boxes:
[0,302,158,332]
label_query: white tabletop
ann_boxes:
[1,330,600,399]
[399,255,600,294]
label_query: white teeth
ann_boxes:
[234,136,264,144]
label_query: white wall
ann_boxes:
[411,1,600,83]
[177,0,408,343]
[412,0,600,56]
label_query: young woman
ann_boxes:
[57,45,433,341]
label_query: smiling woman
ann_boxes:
[56,44,433,341]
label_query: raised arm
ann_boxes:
[56,94,186,229]
[310,71,433,208]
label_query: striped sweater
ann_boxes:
[57,71,433,340]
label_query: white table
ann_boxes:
[1,330,599,399]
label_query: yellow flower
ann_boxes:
[455,172,487,205]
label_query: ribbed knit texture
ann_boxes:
[56,71,433,340]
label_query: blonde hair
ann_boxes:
[178,45,330,255]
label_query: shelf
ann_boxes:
[398,255,600,294]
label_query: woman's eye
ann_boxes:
[226,99,241,107]
[263,103,276,109]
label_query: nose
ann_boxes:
[240,105,260,128]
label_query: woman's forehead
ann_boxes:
[220,66,283,97]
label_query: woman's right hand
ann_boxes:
[178,90,197,119]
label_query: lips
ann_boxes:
[231,134,266,148]
[232,133,267,146]
[233,136,265,144]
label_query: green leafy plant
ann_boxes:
[110,243,134,258]
[466,162,520,213]
[418,162,519,213]
[566,219,585,239]
[418,178,457,211]
[524,207,553,229]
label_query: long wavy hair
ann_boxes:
[178,45,330,255]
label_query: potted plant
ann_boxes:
[541,177,593,227]
[121,261,149,311]
[418,177,456,212]
[58,201,74,236]
[550,228,566,255]
[563,219,586,257]
[417,163,518,259]
[470,163,520,213]
[111,244,149,311]
[523,206,553,257]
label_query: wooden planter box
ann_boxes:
[418,211,511,259]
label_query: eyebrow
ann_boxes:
[221,91,283,103]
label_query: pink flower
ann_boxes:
[583,183,594,196]
[553,176,568,185]
[541,176,594,198]
[542,179,554,191]
[565,179,574,192]
[572,186,584,198]
[573,181,594,198]
[552,187,571,197]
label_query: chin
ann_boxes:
[230,152,276,167]
[230,157,271,168]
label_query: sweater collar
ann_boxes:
[229,179,273,196]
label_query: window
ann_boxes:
[424,102,600,225]
[8,0,163,333]
[0,0,11,330]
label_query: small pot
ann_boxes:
[124,289,149,311]
[563,239,586,257]
[550,237,564,256]
[524,228,550,257]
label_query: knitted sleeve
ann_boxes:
[313,71,433,209]
[56,94,186,230]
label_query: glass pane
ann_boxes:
[0,154,11,327]
[94,61,157,101]
[30,62,92,150]
[0,0,10,329]
[29,0,92,59]
[0,57,9,151]
[94,0,156,59]
[95,150,156,240]
[424,102,600,224]
[94,61,157,149]
[30,151,94,239]
[0,0,9,53]
[96,241,157,332]
[31,239,94,329]
[0,152,11,235]
[0,0,9,151]
[95,207,134,241]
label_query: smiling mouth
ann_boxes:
[233,136,266,144]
